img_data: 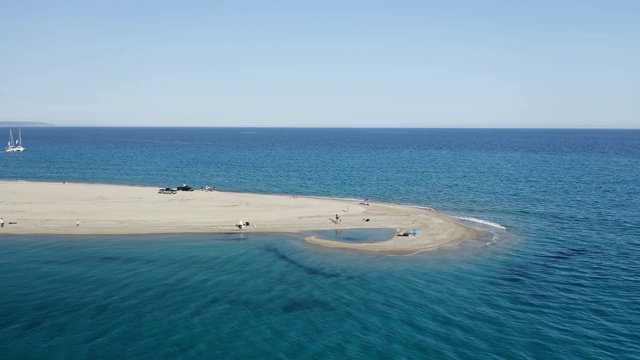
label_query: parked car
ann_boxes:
[177,185,194,192]
[158,188,177,194]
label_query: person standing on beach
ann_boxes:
[76,220,79,227]
[0,218,4,228]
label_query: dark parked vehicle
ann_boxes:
[177,185,194,192]
[158,188,177,194]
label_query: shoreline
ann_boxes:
[0,180,483,255]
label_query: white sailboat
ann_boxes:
[14,129,25,152]
[6,129,25,152]
[6,129,15,152]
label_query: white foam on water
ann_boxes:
[485,231,501,246]
[454,216,507,230]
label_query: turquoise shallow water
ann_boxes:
[1,128,639,359]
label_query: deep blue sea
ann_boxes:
[1,127,639,359]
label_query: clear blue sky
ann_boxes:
[1,0,638,128]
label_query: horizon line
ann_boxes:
[1,125,639,130]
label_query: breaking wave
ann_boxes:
[454,216,507,230]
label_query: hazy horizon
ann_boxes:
[2,121,638,130]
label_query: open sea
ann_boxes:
[0,127,639,359]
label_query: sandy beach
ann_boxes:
[0,181,482,255]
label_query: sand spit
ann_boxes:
[0,181,483,255]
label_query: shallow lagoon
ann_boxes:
[305,228,397,243]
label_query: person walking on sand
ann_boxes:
[76,220,80,227]
[0,218,4,228]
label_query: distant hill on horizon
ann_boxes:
[0,121,54,127]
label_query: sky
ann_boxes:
[1,0,639,128]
